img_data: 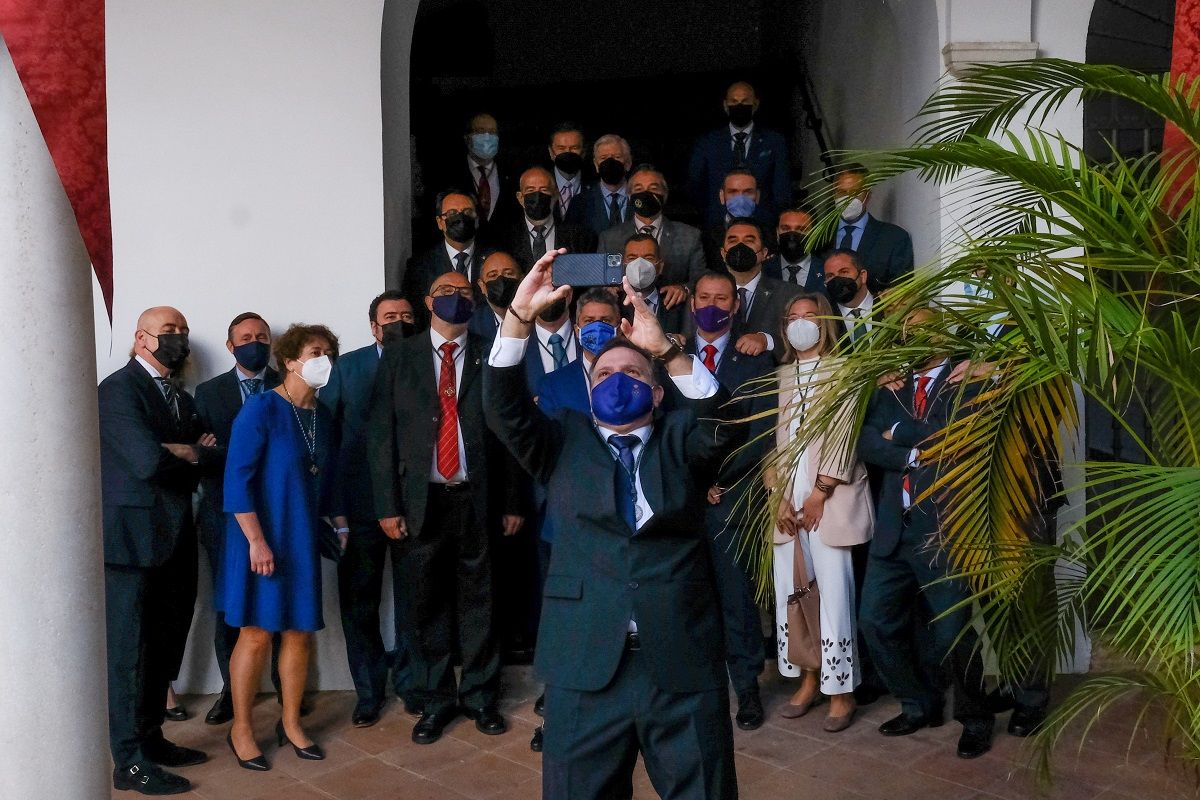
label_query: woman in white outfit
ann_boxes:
[769,292,874,732]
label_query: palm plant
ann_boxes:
[733,58,1200,772]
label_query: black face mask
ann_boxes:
[523,191,553,221]
[381,320,417,347]
[727,103,754,128]
[724,242,759,273]
[826,276,860,305]
[553,151,583,176]
[539,298,568,323]
[597,158,627,186]
[630,191,663,219]
[777,231,807,263]
[484,276,520,308]
[444,214,477,243]
[149,332,190,371]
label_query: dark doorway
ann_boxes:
[407,0,812,243]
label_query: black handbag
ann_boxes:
[318,521,345,563]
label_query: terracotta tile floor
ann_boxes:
[122,668,1197,799]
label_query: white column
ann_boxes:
[0,36,111,800]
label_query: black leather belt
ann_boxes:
[430,481,471,493]
[625,632,641,651]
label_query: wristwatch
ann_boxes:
[654,340,684,363]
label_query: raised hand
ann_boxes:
[509,248,571,323]
[619,277,671,357]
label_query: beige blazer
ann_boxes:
[772,359,874,547]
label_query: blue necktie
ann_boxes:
[548,333,567,369]
[608,434,639,532]
[839,225,855,250]
[242,378,263,399]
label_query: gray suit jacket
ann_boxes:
[598,217,707,286]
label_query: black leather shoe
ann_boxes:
[144,738,207,768]
[226,733,270,771]
[352,701,383,728]
[879,710,945,736]
[276,720,325,760]
[530,725,543,752]
[1008,706,1046,738]
[412,706,460,744]
[534,693,545,717]
[735,690,765,731]
[113,763,191,795]
[957,723,995,759]
[163,705,189,722]
[205,691,234,725]
[464,705,507,735]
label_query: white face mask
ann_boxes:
[626,256,657,293]
[297,354,332,389]
[840,196,866,223]
[786,318,822,352]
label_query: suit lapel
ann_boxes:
[458,336,483,403]
[219,368,244,413]
[858,216,880,259]
[128,360,175,435]
[637,430,665,535]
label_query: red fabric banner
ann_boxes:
[1163,0,1200,215]
[0,0,113,318]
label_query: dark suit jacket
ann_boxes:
[468,304,501,343]
[563,181,633,236]
[367,330,525,536]
[599,218,706,285]
[194,365,281,546]
[319,344,383,523]
[402,242,492,309]
[857,370,982,558]
[740,273,803,362]
[701,215,778,274]
[688,125,792,227]
[428,154,519,245]
[99,359,216,567]
[851,215,914,292]
[536,358,590,417]
[762,254,827,295]
[483,359,740,694]
[504,218,598,271]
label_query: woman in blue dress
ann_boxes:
[218,323,347,771]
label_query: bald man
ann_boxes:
[99,306,218,794]
[688,80,792,227]
[505,166,597,270]
[368,271,529,744]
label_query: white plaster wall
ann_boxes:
[95,0,387,692]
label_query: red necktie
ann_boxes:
[436,342,460,480]
[701,344,718,373]
[476,165,491,218]
[902,375,932,507]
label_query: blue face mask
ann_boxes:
[232,340,270,373]
[725,194,757,218]
[468,132,499,160]
[591,372,655,426]
[431,292,475,324]
[578,321,616,355]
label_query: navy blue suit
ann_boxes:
[99,359,215,769]
[689,125,792,227]
[841,214,915,292]
[563,181,633,236]
[762,254,827,295]
[856,371,991,726]
[194,365,281,695]
[691,336,775,696]
[322,342,415,709]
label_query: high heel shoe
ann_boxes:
[276,720,325,760]
[227,733,270,771]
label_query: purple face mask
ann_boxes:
[693,304,732,333]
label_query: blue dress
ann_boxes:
[217,390,336,632]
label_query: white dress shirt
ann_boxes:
[729,121,754,150]
[634,214,663,240]
[533,318,578,374]
[693,330,731,372]
[135,354,168,381]
[526,216,557,253]
[235,365,268,402]
[444,240,476,276]
[468,156,500,221]
[428,328,469,483]
[838,291,875,336]
[780,254,813,286]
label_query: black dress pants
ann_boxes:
[399,483,500,713]
[105,536,197,768]
[859,523,992,726]
[542,644,737,800]
[705,518,763,696]
[337,519,412,708]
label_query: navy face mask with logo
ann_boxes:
[590,371,654,426]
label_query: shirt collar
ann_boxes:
[430,327,468,352]
[737,271,763,293]
[839,290,874,315]
[917,359,949,384]
[596,422,652,451]
[468,154,493,174]
[694,330,732,359]
[445,240,475,261]
[634,213,662,232]
[526,216,554,234]
[604,184,628,199]
[236,366,267,381]
[729,121,755,139]
[841,211,871,233]
[555,168,581,189]
[135,354,169,379]
[534,318,574,346]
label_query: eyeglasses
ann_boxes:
[430,285,474,298]
[439,209,477,221]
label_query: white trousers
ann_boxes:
[772,531,860,695]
